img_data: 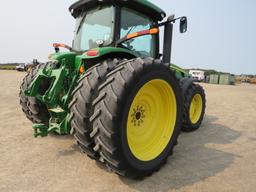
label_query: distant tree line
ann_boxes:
[0,63,23,66]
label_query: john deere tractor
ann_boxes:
[19,0,206,178]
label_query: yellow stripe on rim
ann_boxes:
[127,79,177,161]
[189,94,203,124]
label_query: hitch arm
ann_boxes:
[33,124,57,138]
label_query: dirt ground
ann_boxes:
[0,70,256,192]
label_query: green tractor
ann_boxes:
[19,0,206,178]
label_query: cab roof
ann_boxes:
[69,0,166,21]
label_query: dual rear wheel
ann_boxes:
[70,58,183,178]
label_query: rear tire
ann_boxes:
[181,83,206,132]
[19,63,51,125]
[69,59,123,160]
[90,58,183,178]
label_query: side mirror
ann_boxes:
[180,17,188,33]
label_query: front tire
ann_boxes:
[90,58,183,178]
[182,83,206,132]
[19,63,51,125]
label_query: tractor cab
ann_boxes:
[72,6,157,58]
[69,0,187,60]
[70,0,166,58]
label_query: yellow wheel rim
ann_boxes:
[127,79,177,161]
[189,94,203,124]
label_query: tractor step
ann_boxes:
[32,123,57,138]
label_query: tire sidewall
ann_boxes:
[120,69,182,172]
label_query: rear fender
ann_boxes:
[83,47,138,59]
[78,47,137,71]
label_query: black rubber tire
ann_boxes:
[90,58,183,178]
[181,83,206,132]
[19,63,51,125]
[69,59,123,160]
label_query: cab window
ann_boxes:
[73,6,114,51]
[120,8,155,57]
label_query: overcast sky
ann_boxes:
[0,0,255,74]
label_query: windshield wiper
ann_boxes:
[76,13,87,34]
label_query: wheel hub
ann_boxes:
[131,105,146,126]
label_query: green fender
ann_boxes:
[82,47,139,59]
